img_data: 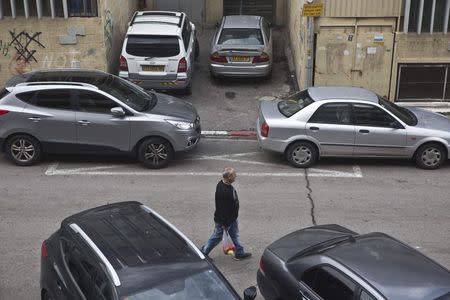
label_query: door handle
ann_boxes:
[28,117,41,122]
[359,129,370,134]
[309,127,319,131]
[77,120,91,126]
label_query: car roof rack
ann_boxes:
[15,81,98,89]
[70,223,122,287]
[140,205,205,260]
[129,11,183,27]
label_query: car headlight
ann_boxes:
[166,120,194,130]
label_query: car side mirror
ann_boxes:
[390,121,404,129]
[111,107,125,117]
[243,286,257,300]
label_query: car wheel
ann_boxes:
[6,134,42,166]
[286,141,318,168]
[414,143,446,170]
[138,137,173,169]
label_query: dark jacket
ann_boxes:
[214,180,239,227]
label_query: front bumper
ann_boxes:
[210,62,271,77]
[119,71,190,90]
[172,126,201,152]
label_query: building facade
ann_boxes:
[0,0,139,86]
[288,0,450,103]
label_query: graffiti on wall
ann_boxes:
[0,40,10,57]
[9,30,45,63]
[41,49,82,69]
[104,10,114,58]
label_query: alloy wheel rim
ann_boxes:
[293,146,312,165]
[144,143,168,165]
[421,147,441,167]
[11,139,35,162]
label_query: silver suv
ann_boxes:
[0,70,201,168]
[119,11,199,93]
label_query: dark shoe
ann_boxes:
[234,252,252,261]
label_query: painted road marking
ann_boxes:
[45,163,363,178]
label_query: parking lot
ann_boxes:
[1,137,449,300]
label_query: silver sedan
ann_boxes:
[257,86,450,169]
[209,15,273,78]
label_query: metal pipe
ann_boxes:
[24,0,29,18]
[36,0,42,18]
[62,0,68,18]
[430,0,436,33]
[403,0,411,33]
[417,0,424,34]
[444,0,450,33]
[10,0,16,18]
[306,16,315,88]
[50,0,55,18]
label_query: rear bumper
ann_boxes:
[119,71,190,90]
[210,62,271,77]
[256,118,287,153]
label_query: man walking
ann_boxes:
[201,167,252,260]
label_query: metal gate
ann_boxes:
[314,23,395,97]
[224,0,275,23]
[154,0,204,24]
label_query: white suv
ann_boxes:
[119,11,199,93]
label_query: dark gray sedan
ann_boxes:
[257,224,450,300]
[257,86,450,169]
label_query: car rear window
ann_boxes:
[126,35,180,57]
[218,29,264,45]
[278,90,314,117]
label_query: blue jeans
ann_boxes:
[201,220,245,256]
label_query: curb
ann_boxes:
[201,130,257,139]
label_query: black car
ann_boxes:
[257,224,450,300]
[40,201,257,300]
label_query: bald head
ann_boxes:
[222,167,236,184]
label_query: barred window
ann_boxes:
[404,0,450,33]
[0,0,98,18]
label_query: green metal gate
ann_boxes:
[224,0,275,23]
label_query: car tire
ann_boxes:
[286,141,318,168]
[138,137,174,169]
[6,134,42,166]
[414,143,446,170]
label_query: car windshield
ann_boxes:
[122,269,238,300]
[278,90,314,117]
[378,96,417,126]
[218,29,264,45]
[98,76,155,112]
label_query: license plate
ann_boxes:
[142,65,165,72]
[231,56,251,62]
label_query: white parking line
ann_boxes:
[45,163,363,178]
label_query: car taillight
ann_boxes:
[259,258,266,276]
[261,121,269,137]
[210,52,227,63]
[253,52,270,63]
[178,57,188,73]
[119,55,128,72]
[41,241,48,258]
[0,109,9,116]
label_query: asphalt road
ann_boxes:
[0,138,449,300]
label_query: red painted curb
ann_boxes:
[228,131,257,137]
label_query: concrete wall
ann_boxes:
[102,0,138,73]
[0,17,106,86]
[286,0,308,89]
[389,33,450,100]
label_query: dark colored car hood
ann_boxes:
[150,93,197,122]
[407,107,450,131]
